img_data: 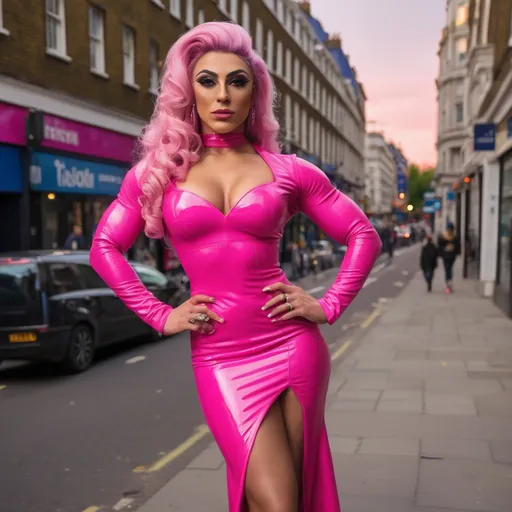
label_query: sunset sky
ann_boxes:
[311,0,445,167]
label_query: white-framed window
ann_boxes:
[149,40,159,93]
[294,58,300,90]
[230,0,238,23]
[286,9,293,33]
[266,30,274,71]
[456,37,467,62]
[301,66,307,97]
[294,19,301,41]
[284,94,292,137]
[455,100,464,124]
[185,0,194,27]
[294,102,300,142]
[276,0,284,22]
[122,25,136,86]
[197,8,205,24]
[301,110,307,149]
[285,49,292,83]
[256,18,263,55]
[309,73,314,103]
[170,0,181,19]
[0,0,10,35]
[455,1,468,26]
[242,1,250,33]
[276,41,283,76]
[88,5,106,75]
[46,0,68,58]
[218,0,228,15]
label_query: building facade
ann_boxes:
[435,0,512,317]
[364,133,395,217]
[388,143,409,222]
[0,0,366,266]
[435,0,471,233]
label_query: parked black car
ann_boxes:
[0,251,179,373]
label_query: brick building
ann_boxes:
[0,0,366,266]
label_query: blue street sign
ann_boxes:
[474,123,496,151]
[446,191,456,201]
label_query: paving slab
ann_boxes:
[359,437,419,457]
[417,458,512,511]
[421,438,492,461]
[490,439,512,463]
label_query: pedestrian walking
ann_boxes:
[90,22,382,512]
[437,222,461,293]
[420,235,438,292]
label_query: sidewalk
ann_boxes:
[138,270,512,512]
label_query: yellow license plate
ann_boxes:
[9,332,37,343]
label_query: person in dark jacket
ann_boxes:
[437,222,461,293]
[420,235,438,292]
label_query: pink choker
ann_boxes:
[201,133,247,148]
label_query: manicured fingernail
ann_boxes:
[261,306,267,310]
[263,287,270,292]
[209,297,215,302]
[267,313,272,318]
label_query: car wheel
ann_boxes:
[61,324,95,374]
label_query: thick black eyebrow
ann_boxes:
[195,68,250,79]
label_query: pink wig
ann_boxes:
[137,21,281,239]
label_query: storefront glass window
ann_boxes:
[498,156,512,292]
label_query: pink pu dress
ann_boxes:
[90,144,382,512]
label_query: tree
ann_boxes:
[407,164,435,211]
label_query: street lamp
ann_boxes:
[399,192,405,200]
[407,204,414,212]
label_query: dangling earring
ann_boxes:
[190,104,196,126]
[250,107,256,127]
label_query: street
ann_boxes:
[0,245,420,512]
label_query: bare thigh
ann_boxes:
[280,389,305,491]
[245,400,298,512]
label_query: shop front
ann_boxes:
[29,152,128,250]
[495,149,512,317]
[0,102,26,252]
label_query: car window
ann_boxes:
[48,263,82,295]
[75,263,107,289]
[0,260,38,308]
[132,264,168,287]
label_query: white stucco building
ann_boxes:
[435,0,470,232]
[364,132,395,216]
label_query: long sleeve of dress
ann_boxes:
[293,157,382,325]
[89,166,173,333]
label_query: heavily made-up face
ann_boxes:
[192,51,254,135]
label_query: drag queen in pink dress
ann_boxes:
[90,22,382,512]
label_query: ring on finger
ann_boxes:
[286,302,293,312]
[282,293,288,303]
[196,313,209,322]
[189,318,196,324]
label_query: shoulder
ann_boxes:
[121,164,143,193]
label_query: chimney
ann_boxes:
[298,1,311,16]
[326,33,342,50]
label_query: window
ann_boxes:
[88,5,106,75]
[276,41,283,76]
[293,102,300,141]
[266,30,274,71]
[122,26,136,86]
[132,264,168,288]
[218,0,227,14]
[185,0,194,27]
[197,8,205,24]
[455,1,468,26]
[149,40,159,93]
[285,49,292,83]
[76,264,106,289]
[455,101,464,123]
[0,262,39,310]
[0,0,9,35]
[456,37,467,62]
[301,66,307,97]
[242,1,250,33]
[46,0,68,58]
[48,264,82,295]
[284,94,291,136]
[276,0,284,22]
[170,0,181,19]
[230,0,238,23]
[294,58,300,89]
[256,18,263,55]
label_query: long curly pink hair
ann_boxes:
[137,21,281,239]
